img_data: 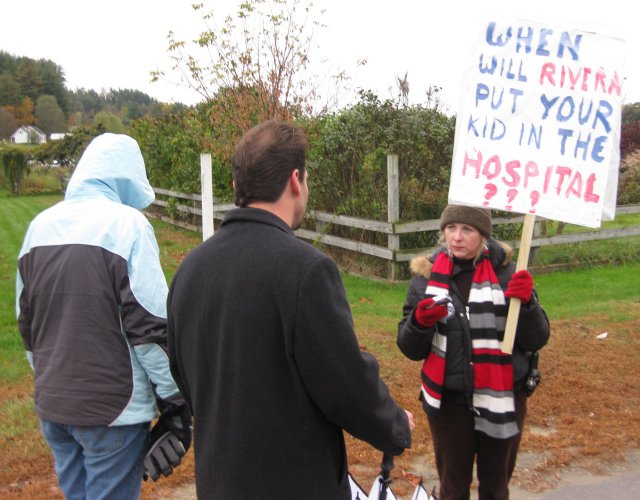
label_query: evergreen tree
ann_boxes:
[35,95,66,136]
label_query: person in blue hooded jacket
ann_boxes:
[16,133,190,499]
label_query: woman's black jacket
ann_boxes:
[397,239,550,406]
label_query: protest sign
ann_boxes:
[448,17,626,353]
[449,17,626,227]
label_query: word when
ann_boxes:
[486,22,582,61]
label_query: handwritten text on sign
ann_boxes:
[449,19,626,227]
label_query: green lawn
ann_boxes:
[0,193,64,383]
[342,263,640,323]
[531,263,640,321]
[3,193,639,375]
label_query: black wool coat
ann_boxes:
[168,208,411,499]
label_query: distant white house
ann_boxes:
[11,125,47,144]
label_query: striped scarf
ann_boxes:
[420,249,519,439]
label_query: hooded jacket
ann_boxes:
[16,133,182,426]
[397,239,550,408]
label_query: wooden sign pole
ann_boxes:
[501,214,536,354]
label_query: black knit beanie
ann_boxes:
[439,205,492,237]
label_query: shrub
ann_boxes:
[618,150,640,204]
[0,148,28,195]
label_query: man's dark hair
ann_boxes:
[232,120,308,207]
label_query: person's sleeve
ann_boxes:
[16,267,34,370]
[397,276,435,360]
[514,288,551,352]
[294,257,411,456]
[121,221,183,405]
[166,277,193,414]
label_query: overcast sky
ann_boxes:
[2,0,638,114]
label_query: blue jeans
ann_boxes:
[39,419,149,500]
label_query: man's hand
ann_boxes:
[404,410,415,431]
[414,298,449,328]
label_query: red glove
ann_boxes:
[505,270,534,304]
[414,298,449,328]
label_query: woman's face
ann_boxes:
[443,222,484,260]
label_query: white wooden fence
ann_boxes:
[147,155,640,280]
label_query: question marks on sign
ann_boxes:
[483,184,541,213]
[483,183,497,206]
[506,189,518,210]
[529,190,540,213]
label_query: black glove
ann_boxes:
[153,403,192,452]
[143,431,186,481]
[143,404,192,481]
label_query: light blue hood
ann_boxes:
[65,133,155,210]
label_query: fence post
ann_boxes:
[529,219,541,264]
[387,154,400,280]
[200,154,214,240]
[316,220,328,234]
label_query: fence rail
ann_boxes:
[296,207,640,266]
[148,187,235,233]
[148,185,640,279]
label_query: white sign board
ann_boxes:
[449,18,626,227]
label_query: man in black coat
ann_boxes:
[167,120,413,499]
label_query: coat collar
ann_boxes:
[221,207,294,235]
[409,239,513,278]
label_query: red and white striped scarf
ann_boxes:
[420,249,519,439]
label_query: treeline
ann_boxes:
[2,50,639,227]
[7,89,640,214]
[0,51,185,140]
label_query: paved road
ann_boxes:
[503,450,640,500]
[536,472,640,499]
[512,464,640,499]
[165,468,640,500]
[162,452,640,499]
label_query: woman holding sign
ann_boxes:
[397,205,550,500]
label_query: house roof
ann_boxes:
[13,125,46,136]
